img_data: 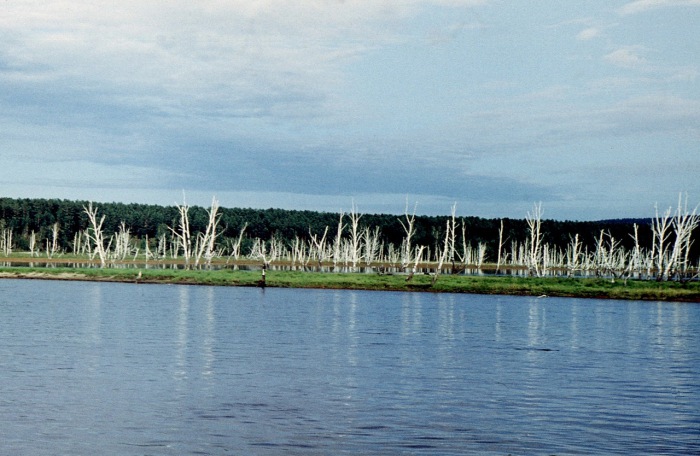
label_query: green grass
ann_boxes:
[1,265,699,302]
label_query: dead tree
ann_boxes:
[194,196,222,269]
[249,237,270,270]
[168,195,192,269]
[432,219,451,285]
[348,201,363,271]
[83,202,107,268]
[290,236,310,269]
[405,245,425,282]
[363,226,381,266]
[309,226,329,268]
[651,203,672,280]
[332,211,346,269]
[565,233,583,277]
[446,204,458,273]
[48,222,60,258]
[1,228,12,256]
[112,222,132,261]
[399,201,418,270]
[496,219,506,274]
[526,202,544,277]
[627,224,642,279]
[226,223,248,263]
[29,231,38,257]
[664,193,699,281]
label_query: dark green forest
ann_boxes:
[2,196,689,263]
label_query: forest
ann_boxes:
[0,195,697,281]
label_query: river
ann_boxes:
[1,279,698,455]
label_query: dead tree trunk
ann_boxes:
[399,201,418,271]
[83,202,107,268]
[496,219,506,274]
[332,211,346,270]
[168,195,192,269]
[348,201,363,271]
[526,202,544,277]
[194,196,221,269]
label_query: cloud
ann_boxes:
[619,0,700,15]
[603,94,700,135]
[576,27,601,41]
[0,0,491,133]
[0,157,179,191]
[1,1,697,220]
[604,46,650,70]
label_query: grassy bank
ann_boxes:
[1,266,699,302]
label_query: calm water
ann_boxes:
[0,279,698,455]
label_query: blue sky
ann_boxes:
[1,0,698,220]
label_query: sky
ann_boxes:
[1,1,698,221]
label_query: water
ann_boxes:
[0,279,698,455]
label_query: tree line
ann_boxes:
[0,195,697,280]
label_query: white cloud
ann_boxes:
[0,0,489,125]
[619,0,700,15]
[576,27,600,41]
[0,157,179,190]
[604,46,650,70]
[606,94,700,133]
[668,67,700,82]
[2,1,697,219]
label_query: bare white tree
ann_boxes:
[29,231,38,257]
[143,235,153,261]
[248,237,270,266]
[446,203,458,272]
[1,227,12,256]
[267,235,286,263]
[363,226,382,266]
[432,219,451,285]
[226,223,248,263]
[290,235,310,269]
[593,230,627,280]
[168,194,192,269]
[72,230,86,256]
[565,233,583,277]
[399,200,418,270]
[83,202,107,268]
[496,219,506,274]
[476,242,487,269]
[525,202,544,277]
[332,211,346,269]
[194,196,222,269]
[651,202,672,280]
[111,222,132,261]
[405,244,425,282]
[156,233,168,260]
[628,224,643,279]
[46,222,60,259]
[348,201,363,270]
[309,226,329,268]
[663,193,699,280]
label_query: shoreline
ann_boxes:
[1,267,699,302]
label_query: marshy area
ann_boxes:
[1,195,698,301]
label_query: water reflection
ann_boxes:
[527,298,545,348]
[495,300,503,342]
[176,286,189,382]
[437,293,456,343]
[202,287,215,377]
[400,292,423,337]
[569,299,580,349]
[1,280,698,455]
[85,284,102,345]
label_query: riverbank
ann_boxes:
[1,266,699,302]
